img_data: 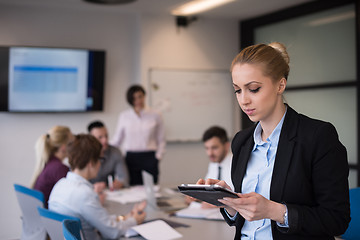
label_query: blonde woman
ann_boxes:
[30,126,73,207]
[197,43,350,239]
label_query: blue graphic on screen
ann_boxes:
[9,47,89,111]
[13,66,78,92]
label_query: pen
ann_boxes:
[108,175,114,191]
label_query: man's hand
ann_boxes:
[131,201,147,224]
[113,179,124,190]
[93,182,106,193]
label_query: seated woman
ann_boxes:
[49,134,146,240]
[31,125,73,208]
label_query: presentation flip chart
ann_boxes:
[149,68,235,142]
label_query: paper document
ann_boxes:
[125,220,182,240]
[174,202,223,220]
[105,185,160,204]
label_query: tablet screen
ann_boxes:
[178,184,238,206]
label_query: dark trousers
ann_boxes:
[126,151,159,186]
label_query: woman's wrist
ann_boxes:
[269,201,287,223]
[224,206,236,217]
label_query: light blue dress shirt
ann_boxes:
[240,110,286,239]
[225,110,288,239]
[49,172,136,240]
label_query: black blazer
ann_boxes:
[221,106,350,240]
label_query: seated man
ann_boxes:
[88,121,128,191]
[187,126,234,208]
[49,134,146,240]
[202,126,233,191]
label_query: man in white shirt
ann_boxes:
[187,126,234,208]
[49,134,145,240]
[202,126,234,191]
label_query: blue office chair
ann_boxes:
[342,187,360,240]
[62,219,82,240]
[13,184,47,240]
[37,207,83,240]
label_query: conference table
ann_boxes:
[104,186,236,239]
[104,187,344,240]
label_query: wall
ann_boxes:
[140,14,240,185]
[0,4,239,239]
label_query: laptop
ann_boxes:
[142,171,187,212]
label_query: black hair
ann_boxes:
[126,85,146,106]
[202,126,228,144]
[87,120,105,133]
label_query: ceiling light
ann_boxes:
[308,11,355,27]
[171,0,235,16]
[83,0,136,4]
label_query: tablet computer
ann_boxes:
[178,184,239,206]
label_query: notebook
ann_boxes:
[142,170,187,212]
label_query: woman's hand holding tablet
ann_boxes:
[178,179,239,207]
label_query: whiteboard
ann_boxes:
[149,68,235,142]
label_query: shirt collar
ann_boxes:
[66,171,93,188]
[218,152,231,167]
[49,155,61,163]
[252,107,287,151]
[131,106,149,114]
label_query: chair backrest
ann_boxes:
[13,184,47,240]
[37,207,82,240]
[62,219,82,240]
[342,187,360,240]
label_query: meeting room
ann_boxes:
[0,0,358,239]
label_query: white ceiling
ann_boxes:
[0,0,314,20]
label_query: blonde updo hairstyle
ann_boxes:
[230,42,290,82]
[30,126,72,188]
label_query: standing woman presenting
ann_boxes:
[197,42,350,239]
[30,126,73,208]
[111,85,166,185]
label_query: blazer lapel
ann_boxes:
[233,132,254,193]
[270,106,298,202]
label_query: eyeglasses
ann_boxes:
[99,157,106,164]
